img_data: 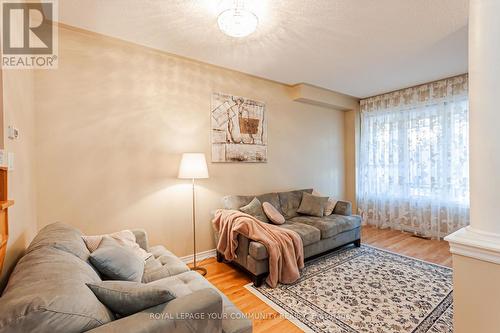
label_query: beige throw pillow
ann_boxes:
[312,190,338,216]
[297,192,328,217]
[82,230,152,260]
[262,202,285,225]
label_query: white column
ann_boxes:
[445,2,500,331]
[446,0,500,261]
[446,0,500,257]
[468,0,500,235]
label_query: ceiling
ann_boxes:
[58,0,469,98]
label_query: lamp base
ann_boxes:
[190,266,207,276]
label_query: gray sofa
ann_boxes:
[215,189,361,286]
[0,223,252,333]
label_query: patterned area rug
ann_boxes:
[245,245,453,333]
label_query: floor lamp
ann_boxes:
[178,153,209,276]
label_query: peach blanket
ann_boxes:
[212,209,304,288]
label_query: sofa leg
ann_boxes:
[354,239,361,247]
[253,274,267,287]
[216,251,224,263]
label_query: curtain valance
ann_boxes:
[360,74,468,113]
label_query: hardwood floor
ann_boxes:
[198,225,452,333]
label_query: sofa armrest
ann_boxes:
[131,229,149,251]
[86,288,223,333]
[333,201,352,216]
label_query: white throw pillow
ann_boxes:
[312,190,338,216]
[262,202,286,225]
[82,230,152,260]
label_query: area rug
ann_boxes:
[245,244,453,333]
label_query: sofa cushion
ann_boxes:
[248,221,321,260]
[289,214,361,239]
[222,192,281,211]
[0,246,114,333]
[144,255,163,271]
[26,222,90,261]
[142,245,190,282]
[222,195,254,210]
[131,229,149,251]
[150,271,251,333]
[89,237,144,282]
[87,281,175,316]
[278,189,313,219]
[82,230,152,260]
[239,197,269,223]
[256,192,281,213]
[333,200,353,216]
[297,192,328,217]
[280,221,321,246]
[324,198,338,216]
[312,190,338,216]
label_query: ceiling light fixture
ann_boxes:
[217,0,258,38]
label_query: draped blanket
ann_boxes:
[212,209,304,288]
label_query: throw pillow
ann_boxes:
[89,236,145,282]
[87,281,175,316]
[82,230,152,260]
[312,190,338,216]
[262,202,285,225]
[239,197,270,223]
[297,192,328,217]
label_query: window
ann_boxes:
[358,75,469,238]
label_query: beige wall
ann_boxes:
[343,108,359,213]
[0,69,38,289]
[34,26,352,257]
[451,254,500,333]
[0,69,4,148]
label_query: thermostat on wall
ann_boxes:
[7,126,19,140]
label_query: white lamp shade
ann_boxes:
[178,153,209,179]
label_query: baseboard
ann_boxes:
[179,249,217,264]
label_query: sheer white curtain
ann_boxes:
[358,75,469,239]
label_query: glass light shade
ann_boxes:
[178,153,209,179]
[217,8,258,38]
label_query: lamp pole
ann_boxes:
[178,153,208,276]
[191,177,207,275]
